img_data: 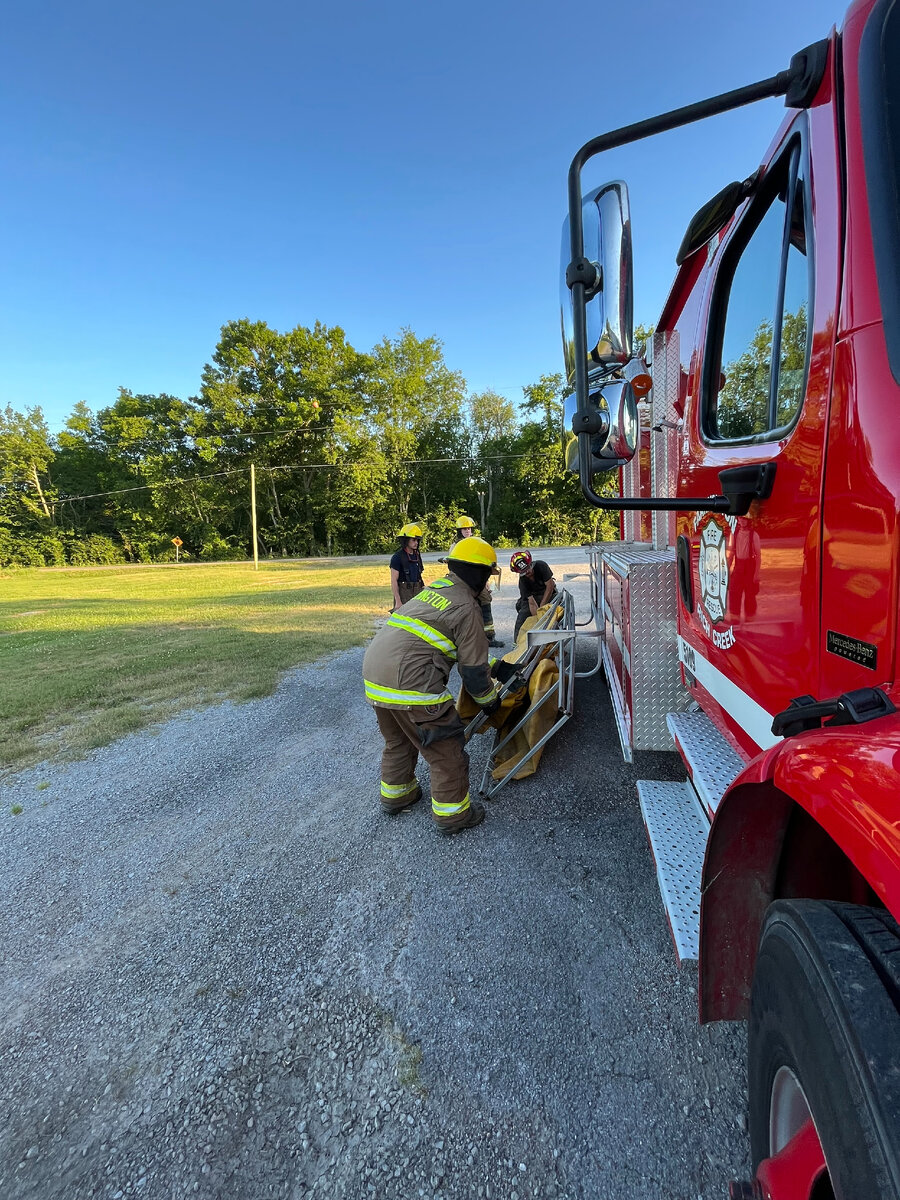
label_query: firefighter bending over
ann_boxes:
[363,536,502,835]
[510,550,558,641]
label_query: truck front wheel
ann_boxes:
[748,900,900,1200]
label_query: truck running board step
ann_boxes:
[666,711,744,817]
[636,779,709,964]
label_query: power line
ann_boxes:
[265,452,530,475]
[47,451,531,505]
[52,468,250,503]
[193,426,329,439]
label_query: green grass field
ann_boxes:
[0,561,396,774]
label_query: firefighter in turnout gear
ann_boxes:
[363,536,502,834]
[448,515,504,648]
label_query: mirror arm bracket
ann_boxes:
[566,258,601,300]
[718,462,777,515]
[577,437,778,514]
[571,408,609,436]
[577,434,732,513]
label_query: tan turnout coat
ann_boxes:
[363,570,498,718]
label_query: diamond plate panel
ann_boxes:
[651,329,668,427]
[627,554,690,750]
[667,711,746,817]
[622,403,653,543]
[650,328,682,426]
[597,546,688,753]
[602,545,673,572]
[636,779,709,962]
[650,329,680,550]
[622,454,641,543]
[651,427,678,550]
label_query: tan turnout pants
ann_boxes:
[396,580,424,608]
[374,705,472,826]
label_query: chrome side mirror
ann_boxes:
[560,181,634,384]
[563,379,639,475]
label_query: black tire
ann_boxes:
[748,900,900,1200]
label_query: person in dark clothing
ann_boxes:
[509,550,557,640]
[445,515,504,648]
[390,523,425,610]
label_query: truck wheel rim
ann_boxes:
[756,1067,830,1199]
[770,1065,811,1153]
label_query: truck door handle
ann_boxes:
[718,463,777,516]
[676,535,694,612]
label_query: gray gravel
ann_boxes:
[0,551,751,1199]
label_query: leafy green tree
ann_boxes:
[716,307,807,439]
[366,328,467,527]
[463,390,520,539]
[0,405,55,526]
[502,374,601,545]
[194,318,371,556]
[469,389,517,445]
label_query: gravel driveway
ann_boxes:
[0,550,751,1199]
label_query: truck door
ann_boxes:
[677,111,840,759]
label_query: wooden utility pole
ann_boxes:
[250,463,259,570]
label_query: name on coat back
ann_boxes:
[419,589,451,613]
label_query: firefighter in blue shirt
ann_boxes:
[390,523,425,611]
[448,515,504,648]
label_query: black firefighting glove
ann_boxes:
[490,659,519,684]
[482,694,502,717]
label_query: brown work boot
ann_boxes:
[380,785,423,815]
[436,797,486,835]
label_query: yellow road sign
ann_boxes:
[171,537,183,547]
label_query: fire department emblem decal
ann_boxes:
[699,518,729,624]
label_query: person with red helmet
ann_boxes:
[509,550,557,640]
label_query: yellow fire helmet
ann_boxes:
[455,515,477,530]
[446,535,500,574]
[397,522,424,538]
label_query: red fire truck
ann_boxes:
[559,0,900,1195]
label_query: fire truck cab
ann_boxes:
[559,1,900,1196]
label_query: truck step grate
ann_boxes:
[666,711,745,817]
[636,779,709,963]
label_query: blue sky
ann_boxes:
[1,0,847,432]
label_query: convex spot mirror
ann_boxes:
[563,379,639,475]
[560,180,634,383]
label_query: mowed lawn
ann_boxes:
[0,560,394,774]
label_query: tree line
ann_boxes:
[0,319,618,568]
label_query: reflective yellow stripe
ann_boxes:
[386,613,457,659]
[432,793,471,817]
[381,780,418,799]
[364,680,453,706]
[471,683,500,705]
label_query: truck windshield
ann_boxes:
[859,0,900,383]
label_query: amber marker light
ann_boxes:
[630,374,653,398]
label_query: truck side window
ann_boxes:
[707,141,811,441]
[774,183,809,427]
